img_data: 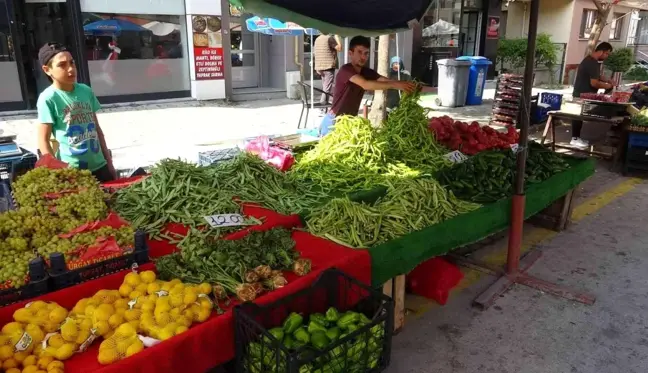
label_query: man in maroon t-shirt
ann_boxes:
[319,36,415,136]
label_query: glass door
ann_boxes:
[230,15,258,88]
[14,0,77,107]
[0,0,25,110]
[461,11,481,56]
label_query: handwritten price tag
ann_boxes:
[444,150,469,164]
[510,144,519,153]
[204,214,246,228]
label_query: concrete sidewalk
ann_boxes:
[0,98,312,171]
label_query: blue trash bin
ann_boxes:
[457,56,492,105]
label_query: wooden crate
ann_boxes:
[528,188,577,231]
[382,275,406,333]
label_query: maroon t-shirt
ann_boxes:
[329,63,380,116]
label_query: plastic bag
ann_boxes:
[244,136,295,171]
[406,257,463,305]
[35,154,68,169]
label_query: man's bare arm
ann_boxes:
[350,74,415,92]
[37,124,54,156]
[333,35,342,52]
[590,78,613,90]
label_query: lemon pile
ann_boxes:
[97,323,143,365]
[0,301,68,373]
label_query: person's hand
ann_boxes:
[394,81,416,93]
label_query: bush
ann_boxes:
[497,33,558,71]
[604,48,634,73]
[625,64,648,81]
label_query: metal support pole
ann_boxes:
[506,0,539,275]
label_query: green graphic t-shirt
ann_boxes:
[37,83,107,171]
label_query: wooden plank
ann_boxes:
[382,279,393,298]
[393,275,406,333]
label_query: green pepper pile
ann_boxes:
[247,308,385,373]
[438,143,570,203]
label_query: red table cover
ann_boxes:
[0,232,370,373]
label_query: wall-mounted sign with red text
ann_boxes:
[192,15,224,80]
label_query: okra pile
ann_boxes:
[247,308,385,373]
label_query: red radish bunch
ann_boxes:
[428,116,520,155]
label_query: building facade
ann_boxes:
[503,0,639,85]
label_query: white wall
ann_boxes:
[80,0,185,15]
[504,0,574,42]
[88,59,189,96]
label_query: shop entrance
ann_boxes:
[230,14,259,88]
[13,0,77,107]
[461,11,482,56]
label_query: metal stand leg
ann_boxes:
[298,106,305,129]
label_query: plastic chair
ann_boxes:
[297,81,332,129]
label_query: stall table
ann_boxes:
[0,231,371,373]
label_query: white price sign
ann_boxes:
[510,144,519,153]
[444,150,469,164]
[204,213,246,228]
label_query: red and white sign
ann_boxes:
[194,47,224,80]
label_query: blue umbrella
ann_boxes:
[246,16,320,128]
[84,19,147,36]
[245,16,319,36]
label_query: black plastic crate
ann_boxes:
[235,268,394,373]
[0,180,15,213]
[0,257,50,307]
[0,148,37,182]
[198,147,241,166]
[48,230,149,290]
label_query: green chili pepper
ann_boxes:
[283,312,304,334]
[325,307,340,322]
[357,313,371,325]
[336,312,359,329]
[310,331,331,350]
[308,321,328,334]
[294,327,310,344]
[325,327,341,341]
[269,327,285,341]
[310,313,329,327]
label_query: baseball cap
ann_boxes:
[38,42,67,66]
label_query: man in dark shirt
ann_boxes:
[571,42,614,148]
[319,36,415,136]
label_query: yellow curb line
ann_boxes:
[408,177,643,317]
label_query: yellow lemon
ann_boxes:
[182,309,195,323]
[183,292,198,305]
[118,284,133,298]
[41,322,59,334]
[115,308,126,317]
[125,339,144,357]
[154,312,171,326]
[115,323,137,337]
[13,308,33,323]
[60,321,79,342]
[135,283,148,294]
[2,358,18,369]
[5,368,20,373]
[140,271,156,284]
[169,294,184,308]
[175,325,189,334]
[2,322,24,335]
[128,320,140,331]
[79,318,93,331]
[47,334,65,348]
[22,366,39,373]
[36,356,54,370]
[128,291,144,300]
[198,283,212,295]
[54,343,76,360]
[108,314,124,330]
[157,329,174,341]
[196,308,211,323]
[124,273,141,287]
[22,354,37,367]
[198,297,213,310]
[146,282,161,295]
[75,328,91,345]
[160,282,172,292]
[169,279,182,287]
[155,303,171,314]
[116,340,131,355]
[113,299,129,310]
[140,301,155,313]
[84,305,96,318]
[124,309,142,322]
[13,351,28,363]
[46,361,64,371]
[97,348,119,365]
[29,301,48,311]
[176,316,192,328]
[94,304,115,322]
[94,321,111,337]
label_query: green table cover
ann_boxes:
[369,157,596,286]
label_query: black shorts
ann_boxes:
[92,164,115,183]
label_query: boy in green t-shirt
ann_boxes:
[36,42,116,182]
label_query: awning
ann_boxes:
[229,0,434,36]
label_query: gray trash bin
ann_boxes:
[436,59,471,108]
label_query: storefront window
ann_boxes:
[0,0,23,104]
[81,12,189,98]
[422,0,462,48]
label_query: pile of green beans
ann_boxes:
[288,116,388,193]
[306,178,481,248]
[378,87,449,172]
